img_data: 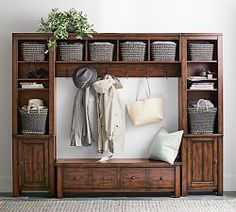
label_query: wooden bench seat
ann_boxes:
[55,158,182,198]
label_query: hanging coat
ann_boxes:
[70,87,98,147]
[93,75,125,154]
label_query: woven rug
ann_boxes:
[1,199,236,212]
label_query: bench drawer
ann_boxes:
[63,168,90,189]
[121,168,146,189]
[91,168,118,189]
[148,168,175,188]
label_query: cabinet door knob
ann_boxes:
[159,176,164,181]
[131,176,136,180]
[73,176,79,180]
[102,177,107,180]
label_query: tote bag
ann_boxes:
[126,78,163,126]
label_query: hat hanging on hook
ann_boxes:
[73,66,97,89]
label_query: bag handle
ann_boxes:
[196,99,208,111]
[136,77,151,101]
[27,103,40,114]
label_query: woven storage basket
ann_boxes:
[58,42,83,61]
[21,42,46,61]
[151,41,176,61]
[89,42,114,61]
[19,106,48,134]
[188,99,217,134]
[121,42,146,61]
[189,43,214,61]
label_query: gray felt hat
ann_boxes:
[73,66,97,89]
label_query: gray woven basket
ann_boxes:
[89,42,114,61]
[121,42,146,61]
[19,107,48,134]
[21,42,46,61]
[188,99,217,134]
[151,41,176,61]
[58,42,83,61]
[189,43,214,61]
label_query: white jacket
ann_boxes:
[93,75,125,153]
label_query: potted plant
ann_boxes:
[38,8,95,51]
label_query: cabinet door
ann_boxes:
[18,139,49,190]
[187,137,217,190]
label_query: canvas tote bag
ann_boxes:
[126,78,163,126]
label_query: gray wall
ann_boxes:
[0,0,236,191]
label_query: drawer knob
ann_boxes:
[131,176,136,180]
[159,176,164,181]
[102,177,107,180]
[73,176,80,180]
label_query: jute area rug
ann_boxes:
[0,199,236,212]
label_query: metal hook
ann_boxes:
[66,68,69,78]
[165,70,168,79]
[125,71,129,79]
[145,70,149,79]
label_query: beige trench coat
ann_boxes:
[93,75,125,153]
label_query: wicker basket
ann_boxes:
[21,42,46,61]
[89,42,114,61]
[151,41,176,61]
[121,42,146,61]
[58,42,83,61]
[19,106,48,134]
[188,99,217,134]
[189,43,214,61]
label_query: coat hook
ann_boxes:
[66,68,69,78]
[145,70,149,78]
[125,71,129,79]
[166,70,168,79]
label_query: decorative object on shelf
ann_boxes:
[126,77,163,126]
[89,42,114,61]
[20,82,44,89]
[199,68,208,77]
[38,8,95,51]
[149,128,183,165]
[21,42,46,61]
[151,41,176,61]
[19,99,48,134]
[189,43,214,61]
[71,66,98,147]
[120,41,146,61]
[188,99,217,134]
[24,67,48,79]
[93,75,126,154]
[58,42,83,61]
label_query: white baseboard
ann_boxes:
[224,175,236,191]
[0,176,12,192]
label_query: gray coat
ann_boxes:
[70,87,98,147]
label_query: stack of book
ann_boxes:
[189,82,214,90]
[20,82,44,89]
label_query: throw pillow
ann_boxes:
[149,128,183,165]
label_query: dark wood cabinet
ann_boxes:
[18,139,49,190]
[187,136,218,191]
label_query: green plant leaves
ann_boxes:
[38,8,95,51]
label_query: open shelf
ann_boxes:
[18,61,48,64]
[56,61,181,64]
[18,78,49,81]
[18,88,49,91]
[187,60,217,63]
[187,89,217,92]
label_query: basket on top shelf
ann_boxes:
[151,41,176,61]
[58,42,83,61]
[21,42,47,61]
[120,41,146,61]
[189,43,214,61]
[19,102,48,134]
[188,99,217,134]
[89,42,114,61]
